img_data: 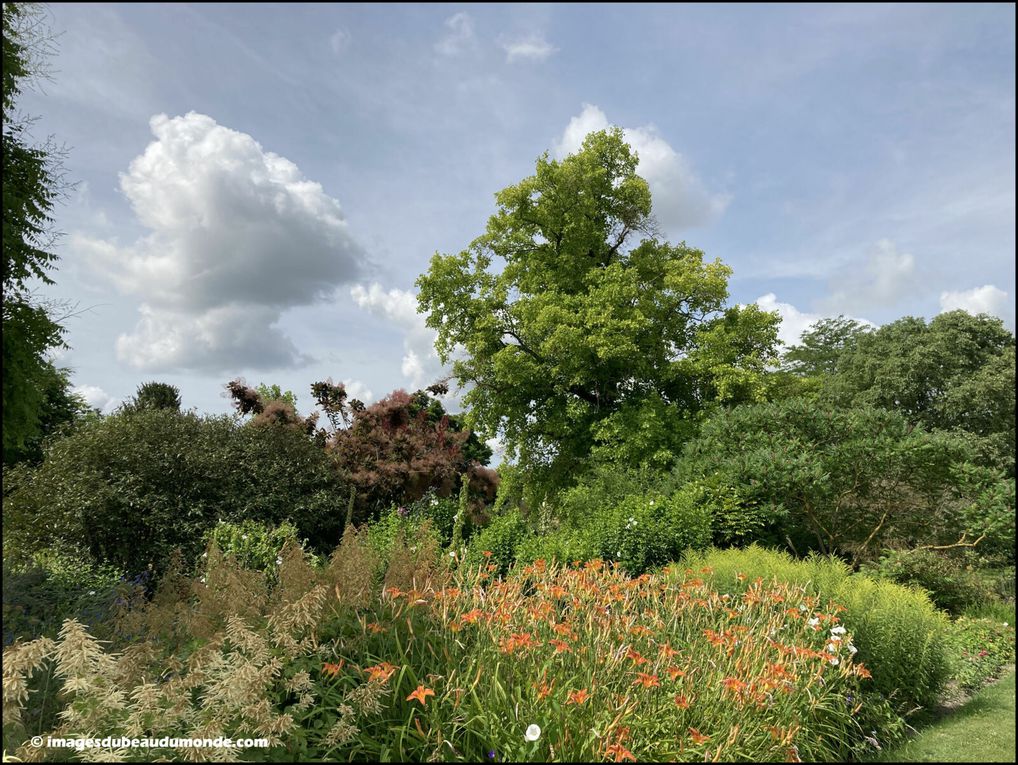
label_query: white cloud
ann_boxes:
[939,284,1009,319]
[821,238,917,314]
[755,293,874,347]
[72,384,120,413]
[350,283,446,389]
[555,104,729,232]
[502,33,557,62]
[81,112,365,372]
[329,27,350,54]
[435,13,475,56]
[343,379,374,404]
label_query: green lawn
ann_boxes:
[877,672,1016,763]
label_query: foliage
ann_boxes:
[672,478,766,548]
[464,510,529,576]
[865,549,992,615]
[3,536,891,763]
[325,385,496,522]
[204,520,310,582]
[826,312,1015,475]
[2,364,90,466]
[417,128,780,500]
[676,398,988,562]
[121,381,182,413]
[256,382,297,408]
[2,550,133,646]
[3,409,348,575]
[553,460,668,526]
[941,617,1016,695]
[1,3,71,462]
[678,546,951,711]
[782,316,871,378]
[581,491,712,575]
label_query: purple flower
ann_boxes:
[397,506,410,518]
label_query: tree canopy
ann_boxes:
[2,3,69,462]
[417,129,779,495]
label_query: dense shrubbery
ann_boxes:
[865,549,992,615]
[942,617,1016,695]
[675,399,996,562]
[4,532,895,763]
[3,409,348,574]
[678,546,951,711]
[2,551,135,645]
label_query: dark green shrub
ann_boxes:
[464,510,529,575]
[203,519,311,581]
[584,490,711,575]
[515,526,599,567]
[2,550,134,644]
[3,410,348,575]
[679,545,950,711]
[942,617,1016,694]
[866,548,992,615]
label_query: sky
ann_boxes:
[15,3,1016,418]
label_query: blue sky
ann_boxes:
[18,3,1016,417]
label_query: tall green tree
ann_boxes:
[122,381,182,413]
[2,3,69,461]
[826,311,1015,474]
[417,129,779,494]
[782,315,871,377]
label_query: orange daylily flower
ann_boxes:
[566,688,591,705]
[322,661,344,677]
[855,664,872,679]
[625,648,648,666]
[673,694,690,709]
[366,622,387,634]
[406,685,435,706]
[604,743,637,762]
[632,672,660,689]
[736,572,747,582]
[535,680,554,700]
[460,609,484,625]
[548,639,572,654]
[667,666,686,681]
[688,727,711,745]
[721,676,748,694]
[660,642,680,659]
[363,662,398,684]
[482,550,493,558]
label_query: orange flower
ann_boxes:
[406,685,435,706]
[605,743,636,762]
[322,661,344,677]
[688,727,711,745]
[548,639,572,654]
[736,572,747,582]
[855,664,872,679]
[660,642,680,659]
[625,648,648,666]
[366,622,387,634]
[667,666,686,681]
[385,586,404,598]
[364,662,398,684]
[566,688,591,705]
[673,694,690,709]
[632,672,660,689]
[721,676,747,694]
[501,632,537,654]
[482,550,493,558]
[535,680,554,700]
[460,609,484,625]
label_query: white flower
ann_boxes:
[799,604,807,611]
[449,550,457,558]
[617,551,623,558]
[525,724,541,742]
[849,644,858,655]
[830,625,847,636]
[649,500,655,506]
[88,590,96,596]
[807,617,820,628]
[275,557,283,566]
[829,657,840,666]
[242,534,249,540]
[827,643,838,653]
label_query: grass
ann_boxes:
[875,671,1016,763]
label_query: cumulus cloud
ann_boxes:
[350,283,446,390]
[501,33,557,62]
[554,104,729,232]
[939,284,1009,319]
[73,384,120,413]
[81,112,366,372]
[820,238,917,314]
[755,293,874,348]
[435,12,475,56]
